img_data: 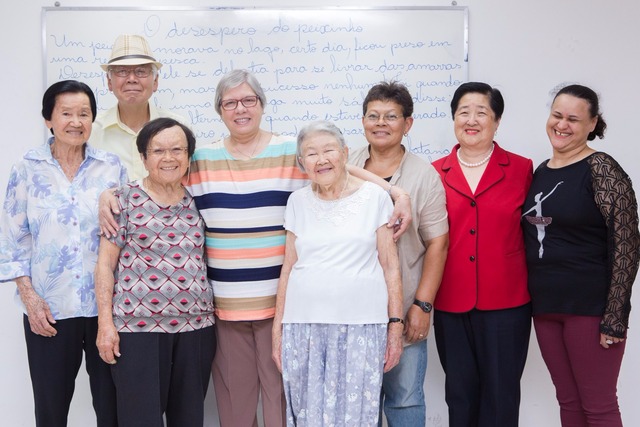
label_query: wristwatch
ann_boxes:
[413,299,433,313]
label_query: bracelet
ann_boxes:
[388,317,404,325]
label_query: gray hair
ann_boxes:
[214,69,267,115]
[296,121,346,172]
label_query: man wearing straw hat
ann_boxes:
[90,34,187,180]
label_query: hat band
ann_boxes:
[107,54,158,65]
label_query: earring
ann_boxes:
[404,133,408,137]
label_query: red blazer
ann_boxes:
[432,143,533,312]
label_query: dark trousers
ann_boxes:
[434,304,532,427]
[111,326,216,427]
[23,315,118,427]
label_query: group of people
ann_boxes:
[0,33,638,427]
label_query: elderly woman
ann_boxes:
[522,84,640,426]
[271,120,404,426]
[431,82,533,427]
[184,69,412,426]
[349,81,449,426]
[102,69,411,425]
[0,80,126,427]
[94,117,215,427]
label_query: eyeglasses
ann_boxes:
[364,113,403,123]
[110,66,154,78]
[220,96,259,111]
[147,147,189,157]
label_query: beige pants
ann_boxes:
[212,318,286,427]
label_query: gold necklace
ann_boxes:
[230,132,267,159]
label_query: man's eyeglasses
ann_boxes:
[220,96,259,111]
[110,66,154,78]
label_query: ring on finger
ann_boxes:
[606,339,613,345]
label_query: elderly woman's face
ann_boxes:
[363,100,413,151]
[453,92,500,150]
[300,132,348,186]
[142,125,190,187]
[546,94,597,155]
[45,92,93,147]
[219,82,264,139]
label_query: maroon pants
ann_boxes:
[533,314,625,427]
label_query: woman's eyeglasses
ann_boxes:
[220,95,259,111]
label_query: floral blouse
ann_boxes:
[0,138,127,320]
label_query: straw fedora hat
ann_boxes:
[101,34,163,71]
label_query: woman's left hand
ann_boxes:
[404,305,431,344]
[384,323,404,372]
[388,194,412,241]
[600,333,625,349]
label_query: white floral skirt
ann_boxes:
[281,323,387,427]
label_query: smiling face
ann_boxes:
[453,92,500,151]
[107,65,158,106]
[546,94,597,155]
[142,125,190,187]
[362,100,413,151]
[219,82,264,139]
[44,92,93,148]
[300,132,349,187]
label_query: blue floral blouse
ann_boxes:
[0,138,127,320]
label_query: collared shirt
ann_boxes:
[349,146,449,316]
[90,104,188,181]
[0,138,127,320]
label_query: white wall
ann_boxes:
[1,1,638,426]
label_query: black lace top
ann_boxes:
[522,152,640,338]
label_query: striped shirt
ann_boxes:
[187,134,308,321]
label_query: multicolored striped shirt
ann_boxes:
[187,134,309,321]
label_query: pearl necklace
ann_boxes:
[315,171,350,201]
[457,144,494,168]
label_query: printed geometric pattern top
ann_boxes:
[110,181,214,333]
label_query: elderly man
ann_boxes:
[90,34,187,180]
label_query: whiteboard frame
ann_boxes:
[42,5,468,96]
[41,6,469,158]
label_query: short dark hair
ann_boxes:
[42,80,97,122]
[136,118,196,159]
[362,81,414,117]
[553,84,607,140]
[450,82,504,120]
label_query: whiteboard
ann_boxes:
[43,7,468,161]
